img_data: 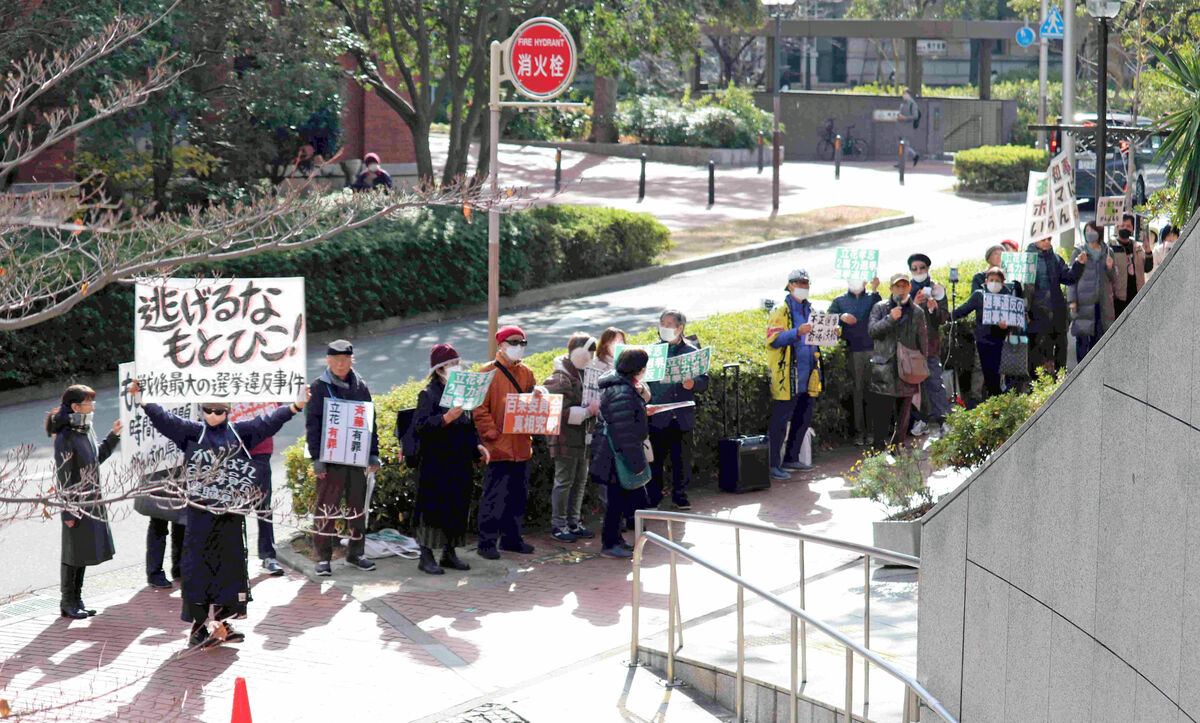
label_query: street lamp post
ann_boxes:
[762,0,793,212]
[1087,0,1121,222]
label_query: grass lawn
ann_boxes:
[664,205,903,262]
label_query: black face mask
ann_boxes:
[1118,229,1132,240]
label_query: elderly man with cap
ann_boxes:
[766,269,821,480]
[306,339,381,577]
[474,326,546,559]
[867,271,929,448]
[905,253,951,437]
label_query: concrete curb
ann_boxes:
[953,189,1026,202]
[0,213,911,408]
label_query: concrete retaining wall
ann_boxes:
[916,214,1200,720]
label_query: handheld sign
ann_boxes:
[1001,252,1038,285]
[320,399,375,467]
[505,17,577,100]
[1047,151,1078,230]
[833,248,879,281]
[805,313,840,346]
[1097,196,1125,227]
[582,366,603,406]
[613,343,669,382]
[502,393,564,435]
[133,277,307,403]
[118,362,197,472]
[440,370,495,411]
[661,347,713,384]
[982,293,1026,330]
[1022,171,1053,245]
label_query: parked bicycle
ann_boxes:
[816,118,869,161]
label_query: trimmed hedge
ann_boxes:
[615,85,775,151]
[0,205,671,390]
[954,145,1049,193]
[283,307,862,534]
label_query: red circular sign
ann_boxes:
[506,18,577,100]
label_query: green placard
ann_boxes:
[440,369,495,410]
[1001,252,1037,284]
[833,248,879,280]
[661,347,713,384]
[613,343,669,382]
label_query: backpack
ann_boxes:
[395,408,419,467]
[913,105,921,130]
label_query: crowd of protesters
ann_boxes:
[41,212,1164,649]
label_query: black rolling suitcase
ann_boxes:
[717,363,771,493]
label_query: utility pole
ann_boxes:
[1038,0,1049,149]
[1062,0,1076,253]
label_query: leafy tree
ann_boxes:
[1151,45,1200,225]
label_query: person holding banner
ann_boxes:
[827,276,881,446]
[306,340,381,577]
[1024,237,1076,376]
[647,310,710,510]
[129,381,308,649]
[474,326,546,560]
[543,333,600,543]
[906,253,951,437]
[766,270,821,478]
[47,385,121,619]
[867,273,928,448]
[411,344,490,575]
[1068,221,1117,363]
[952,267,1017,401]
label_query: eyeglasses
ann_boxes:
[201,407,228,416]
[505,339,528,347]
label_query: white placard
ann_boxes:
[1097,196,1126,227]
[320,399,375,467]
[133,277,307,403]
[806,313,840,346]
[118,362,198,472]
[1022,171,1053,245]
[1047,151,1079,231]
[582,366,603,406]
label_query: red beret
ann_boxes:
[496,325,525,345]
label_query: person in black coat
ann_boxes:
[411,344,489,575]
[953,266,1018,401]
[47,385,122,619]
[1024,238,1076,375]
[590,349,655,559]
[646,310,709,510]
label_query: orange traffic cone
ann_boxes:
[231,677,252,723]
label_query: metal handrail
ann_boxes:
[630,511,951,723]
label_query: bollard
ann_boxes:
[835,134,842,180]
[638,153,646,202]
[757,132,764,174]
[554,147,562,193]
[899,140,906,186]
[708,160,715,206]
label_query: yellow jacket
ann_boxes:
[766,300,820,402]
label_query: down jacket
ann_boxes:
[589,372,649,485]
[1067,243,1117,338]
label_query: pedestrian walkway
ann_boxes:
[0,445,966,721]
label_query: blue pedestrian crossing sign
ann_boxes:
[1040,6,1065,39]
[1016,26,1036,47]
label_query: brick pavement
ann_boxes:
[0,447,952,722]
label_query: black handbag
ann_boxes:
[1000,333,1030,378]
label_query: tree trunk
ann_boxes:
[150,121,174,216]
[590,75,619,143]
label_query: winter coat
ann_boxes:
[1024,243,1076,334]
[1110,239,1152,302]
[590,372,649,485]
[766,296,820,402]
[351,168,393,192]
[1067,244,1117,338]
[543,355,593,459]
[867,297,929,398]
[50,416,118,567]
[647,337,709,431]
[827,290,882,353]
[143,403,296,614]
[306,368,381,474]
[412,378,482,536]
[953,285,1019,343]
[474,352,537,463]
[909,277,949,358]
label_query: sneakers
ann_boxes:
[477,546,501,560]
[672,495,691,511]
[601,546,634,559]
[314,561,332,577]
[769,467,790,480]
[854,434,867,447]
[147,571,172,589]
[618,539,635,551]
[499,541,536,555]
[911,420,929,436]
[568,523,595,539]
[782,461,813,472]
[940,422,952,436]
[346,556,376,572]
[551,527,578,543]
[261,558,284,577]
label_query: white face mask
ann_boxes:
[848,281,865,294]
[438,363,459,380]
[366,162,380,172]
[570,348,592,369]
[1165,241,1175,252]
[986,281,1003,293]
[791,287,809,301]
[503,344,525,362]
[911,273,929,283]
[659,325,677,343]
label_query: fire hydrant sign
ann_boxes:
[502,393,564,435]
[505,17,577,100]
[833,248,879,280]
[320,399,375,467]
[118,362,198,472]
[661,347,713,384]
[134,277,307,403]
[440,370,495,411]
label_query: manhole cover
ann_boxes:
[440,703,529,722]
[0,596,60,619]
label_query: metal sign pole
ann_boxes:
[488,39,503,360]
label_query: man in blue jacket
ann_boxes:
[306,340,381,577]
[647,310,709,510]
[827,274,882,446]
[767,269,820,478]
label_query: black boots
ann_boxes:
[440,546,470,571]
[59,564,88,619]
[417,546,444,575]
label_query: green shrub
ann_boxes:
[615,84,775,150]
[283,306,864,535]
[505,103,592,141]
[954,145,1049,193]
[929,369,1064,471]
[847,447,932,520]
[0,205,671,390]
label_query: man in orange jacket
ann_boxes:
[474,326,547,559]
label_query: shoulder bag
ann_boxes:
[1000,333,1030,378]
[606,432,651,490]
[897,341,930,385]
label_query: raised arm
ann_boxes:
[142,402,203,451]
[233,404,297,450]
